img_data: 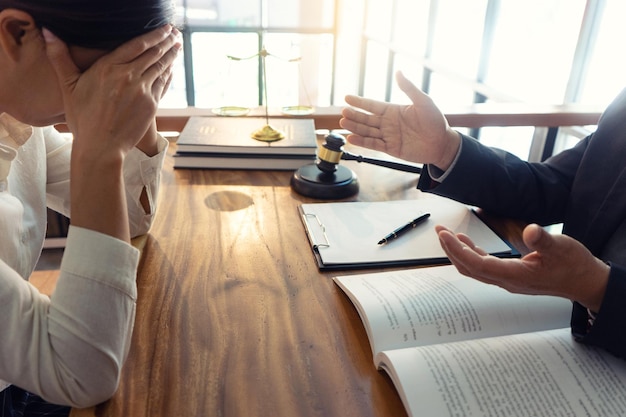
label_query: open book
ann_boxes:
[334,266,626,417]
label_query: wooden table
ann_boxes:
[71,142,526,417]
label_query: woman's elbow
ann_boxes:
[60,372,121,409]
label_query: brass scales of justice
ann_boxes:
[216,46,314,142]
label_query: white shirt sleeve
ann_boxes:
[0,226,139,407]
[45,128,169,237]
[123,135,169,237]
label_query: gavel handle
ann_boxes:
[341,151,422,174]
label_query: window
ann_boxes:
[162,0,338,110]
[162,0,624,159]
[579,1,626,105]
[484,1,586,104]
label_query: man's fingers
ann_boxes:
[438,228,508,283]
[339,118,382,140]
[344,94,391,117]
[341,105,379,127]
[437,229,481,274]
[456,233,489,256]
[396,71,431,107]
[339,107,387,150]
[523,224,554,254]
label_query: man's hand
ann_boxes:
[339,71,461,171]
[436,223,610,312]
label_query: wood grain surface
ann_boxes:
[70,142,525,417]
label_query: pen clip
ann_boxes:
[302,213,330,249]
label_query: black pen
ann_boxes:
[377,213,431,245]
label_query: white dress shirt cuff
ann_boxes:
[427,135,463,183]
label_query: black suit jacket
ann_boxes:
[418,88,626,358]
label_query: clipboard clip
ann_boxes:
[302,213,330,248]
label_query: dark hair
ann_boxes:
[0,0,175,49]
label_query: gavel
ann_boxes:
[290,133,422,199]
[316,133,422,174]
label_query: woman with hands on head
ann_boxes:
[0,0,180,414]
[340,71,626,359]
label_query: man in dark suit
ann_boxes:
[340,71,626,358]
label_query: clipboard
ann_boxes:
[298,193,518,270]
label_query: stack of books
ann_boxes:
[173,116,317,170]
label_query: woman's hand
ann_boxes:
[44,24,181,158]
[42,25,181,242]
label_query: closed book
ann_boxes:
[173,152,315,170]
[175,116,317,156]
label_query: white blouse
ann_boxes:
[0,114,167,407]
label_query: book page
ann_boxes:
[376,328,626,417]
[333,265,571,358]
[301,193,512,268]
